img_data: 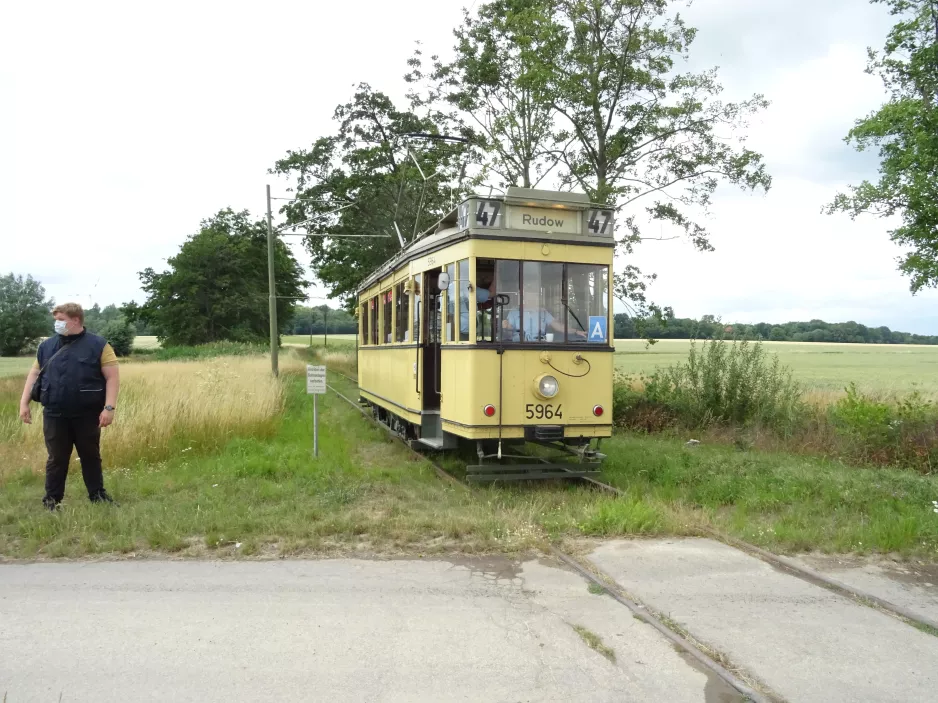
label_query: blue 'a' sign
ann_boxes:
[588,316,607,343]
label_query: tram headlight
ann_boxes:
[535,374,559,399]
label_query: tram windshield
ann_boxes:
[476,259,609,344]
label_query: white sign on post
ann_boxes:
[306,365,326,458]
[306,365,326,394]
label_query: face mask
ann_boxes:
[54,320,69,335]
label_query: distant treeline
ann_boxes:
[287,305,358,335]
[88,303,358,337]
[614,314,938,345]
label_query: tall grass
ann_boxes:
[616,339,803,433]
[315,347,357,377]
[0,352,304,475]
[615,338,938,473]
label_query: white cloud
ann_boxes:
[1,0,933,332]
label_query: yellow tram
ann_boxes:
[356,187,614,481]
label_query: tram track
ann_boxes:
[325,369,774,701]
[325,367,938,701]
[325,368,938,636]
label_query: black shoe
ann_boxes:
[89,489,118,506]
[42,497,61,512]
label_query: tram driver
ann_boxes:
[502,305,567,342]
[483,279,582,343]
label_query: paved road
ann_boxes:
[590,539,938,703]
[791,551,938,625]
[0,557,735,703]
[5,543,935,703]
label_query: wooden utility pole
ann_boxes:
[266,184,279,376]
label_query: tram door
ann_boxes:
[422,269,443,410]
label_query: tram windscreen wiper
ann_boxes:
[561,298,586,334]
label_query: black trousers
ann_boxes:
[42,413,105,503]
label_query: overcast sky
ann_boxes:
[3,0,935,333]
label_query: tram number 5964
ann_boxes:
[526,403,563,420]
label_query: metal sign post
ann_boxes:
[306,365,327,456]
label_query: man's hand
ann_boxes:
[19,404,32,424]
[99,408,115,428]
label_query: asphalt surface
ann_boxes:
[4,543,936,703]
[791,552,938,625]
[589,538,938,703]
[0,556,735,703]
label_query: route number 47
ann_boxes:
[587,209,614,235]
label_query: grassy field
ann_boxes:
[1,345,936,560]
[0,353,297,474]
[134,335,160,349]
[615,339,938,398]
[0,358,32,380]
[7,336,938,397]
[281,336,938,398]
[0,335,163,380]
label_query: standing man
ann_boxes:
[18,303,120,510]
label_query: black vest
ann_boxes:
[37,331,108,417]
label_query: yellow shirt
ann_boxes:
[33,343,119,370]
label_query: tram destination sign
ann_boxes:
[509,206,580,234]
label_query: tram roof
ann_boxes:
[356,187,613,294]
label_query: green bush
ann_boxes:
[98,319,136,357]
[612,373,675,432]
[641,338,804,432]
[830,384,938,472]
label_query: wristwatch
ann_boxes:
[104,405,116,411]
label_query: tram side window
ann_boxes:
[412,276,421,344]
[382,289,392,344]
[457,259,470,342]
[394,282,407,342]
[445,263,456,342]
[360,302,368,345]
[476,259,496,342]
[566,264,609,344]
[495,260,521,343]
[369,297,378,345]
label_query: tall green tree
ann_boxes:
[827,0,938,293]
[130,209,306,346]
[415,0,770,330]
[83,303,136,357]
[0,273,52,356]
[272,84,468,307]
[83,304,124,334]
[543,0,770,321]
[416,0,566,189]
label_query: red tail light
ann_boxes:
[593,405,604,417]
[483,404,496,417]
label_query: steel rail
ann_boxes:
[579,477,938,633]
[325,378,465,490]
[328,369,359,386]
[327,368,938,634]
